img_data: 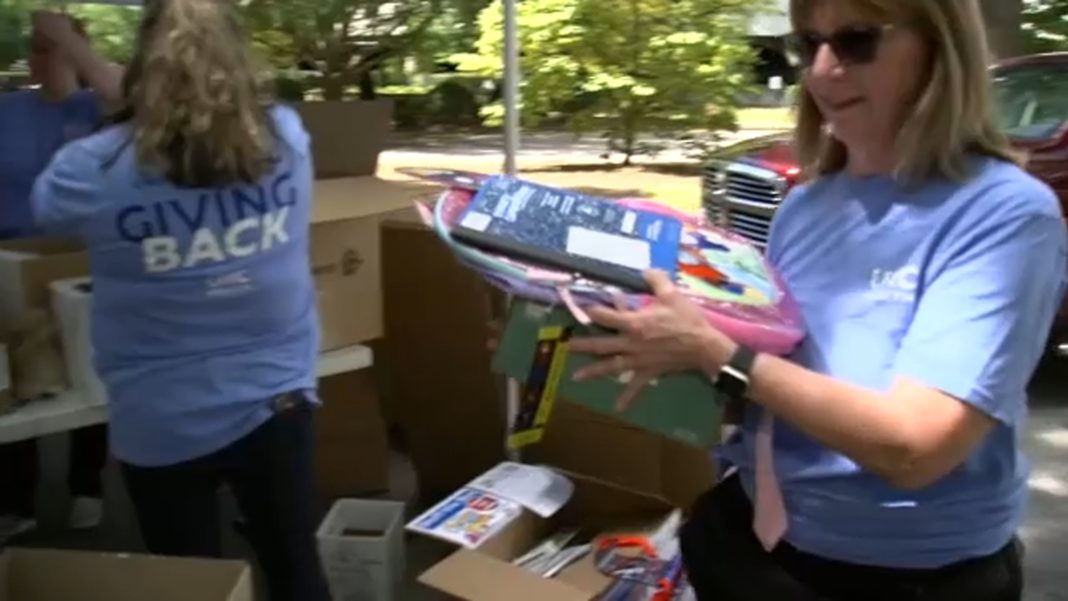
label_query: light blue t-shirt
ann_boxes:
[32,105,320,467]
[719,157,1068,569]
[0,90,99,239]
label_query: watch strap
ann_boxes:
[714,344,757,400]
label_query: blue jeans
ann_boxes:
[120,394,330,601]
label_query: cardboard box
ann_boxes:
[380,219,508,503]
[0,238,88,333]
[315,369,391,498]
[0,548,252,601]
[310,177,434,351]
[494,300,725,448]
[413,467,677,600]
[526,403,716,510]
[295,100,394,179]
[317,498,406,601]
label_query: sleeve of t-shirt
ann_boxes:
[31,140,105,235]
[893,198,1068,426]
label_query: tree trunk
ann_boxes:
[979,0,1024,58]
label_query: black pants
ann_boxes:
[0,424,109,517]
[120,395,330,601]
[680,476,1023,601]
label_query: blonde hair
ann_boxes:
[789,0,1021,184]
[117,0,275,187]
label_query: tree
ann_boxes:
[243,0,441,100]
[1021,0,1068,53]
[68,5,141,64]
[455,0,762,165]
[0,0,33,71]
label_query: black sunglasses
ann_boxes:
[789,24,895,67]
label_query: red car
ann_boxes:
[703,52,1068,355]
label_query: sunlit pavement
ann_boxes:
[1020,357,1068,601]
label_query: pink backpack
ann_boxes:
[406,169,805,356]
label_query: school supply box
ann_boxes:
[407,462,690,601]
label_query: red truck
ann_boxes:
[704,52,1068,356]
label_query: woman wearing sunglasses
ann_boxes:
[569,1,1066,600]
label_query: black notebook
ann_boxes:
[451,175,682,292]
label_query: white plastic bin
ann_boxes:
[317,498,406,601]
[50,277,107,406]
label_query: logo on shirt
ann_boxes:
[206,270,255,297]
[869,265,919,303]
[113,171,297,274]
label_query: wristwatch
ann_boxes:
[712,344,757,400]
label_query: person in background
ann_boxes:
[567,1,1066,599]
[0,11,121,543]
[30,1,329,599]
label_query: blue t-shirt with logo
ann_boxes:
[719,157,1068,569]
[31,105,320,467]
[0,90,99,239]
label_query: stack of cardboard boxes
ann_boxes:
[378,216,721,599]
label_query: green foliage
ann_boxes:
[243,0,442,100]
[1022,0,1068,53]
[0,0,33,71]
[68,5,141,64]
[455,0,763,164]
[0,1,138,70]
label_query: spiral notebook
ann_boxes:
[450,175,683,292]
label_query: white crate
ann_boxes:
[50,277,107,406]
[317,499,406,601]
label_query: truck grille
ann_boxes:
[701,162,785,249]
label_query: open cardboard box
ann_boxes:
[415,467,677,601]
[0,549,252,601]
[310,176,435,351]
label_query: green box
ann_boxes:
[492,300,724,448]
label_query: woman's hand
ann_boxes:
[569,270,737,410]
[32,11,79,49]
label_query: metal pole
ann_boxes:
[501,0,521,461]
[502,0,520,175]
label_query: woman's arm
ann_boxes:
[64,35,125,112]
[740,211,1066,489]
[737,349,994,490]
[574,209,1066,491]
[34,12,124,112]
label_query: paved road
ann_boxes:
[382,129,786,166]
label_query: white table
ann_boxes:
[0,344,374,445]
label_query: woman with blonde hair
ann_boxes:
[568,0,1066,599]
[30,1,329,599]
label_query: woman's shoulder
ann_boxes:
[267,103,310,156]
[960,156,1063,222]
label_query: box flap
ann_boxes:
[4,549,251,601]
[554,471,672,530]
[419,549,588,601]
[312,177,437,224]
